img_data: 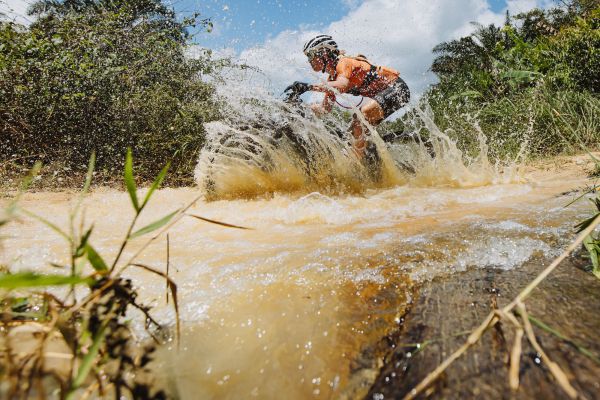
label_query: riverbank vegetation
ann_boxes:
[1,0,222,187]
[0,152,187,398]
[426,0,599,159]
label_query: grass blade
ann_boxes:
[3,162,43,224]
[85,244,108,273]
[574,212,599,233]
[527,314,600,365]
[129,210,179,239]
[67,323,107,399]
[71,153,96,219]
[0,272,92,289]
[141,163,170,209]
[74,226,94,259]
[124,149,139,212]
[21,208,71,242]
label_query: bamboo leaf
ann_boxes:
[129,210,179,239]
[124,148,139,212]
[0,272,93,289]
[141,162,170,209]
[85,244,108,272]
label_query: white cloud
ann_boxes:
[232,0,554,101]
[0,0,32,25]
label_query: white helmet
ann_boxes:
[303,34,338,57]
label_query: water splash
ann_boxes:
[195,70,525,200]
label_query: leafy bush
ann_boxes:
[421,1,600,159]
[0,0,223,185]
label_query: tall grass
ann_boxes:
[0,151,186,399]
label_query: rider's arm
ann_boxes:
[311,75,350,114]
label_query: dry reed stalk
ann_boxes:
[517,302,578,399]
[509,327,524,390]
[166,234,170,305]
[402,213,600,400]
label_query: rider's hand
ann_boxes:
[284,81,312,96]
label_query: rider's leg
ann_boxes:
[351,114,366,158]
[361,100,385,126]
[351,100,385,159]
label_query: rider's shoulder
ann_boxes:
[335,57,355,75]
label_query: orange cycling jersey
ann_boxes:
[330,56,399,98]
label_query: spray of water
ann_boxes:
[195,69,526,200]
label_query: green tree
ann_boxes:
[1,0,221,184]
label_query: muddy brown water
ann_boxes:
[1,158,599,399]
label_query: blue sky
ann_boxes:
[175,0,513,50]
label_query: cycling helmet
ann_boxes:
[303,34,339,58]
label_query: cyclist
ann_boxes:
[285,34,410,159]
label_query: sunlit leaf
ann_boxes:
[0,272,92,289]
[85,244,108,272]
[129,210,179,239]
[124,148,139,212]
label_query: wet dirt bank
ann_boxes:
[366,256,600,399]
